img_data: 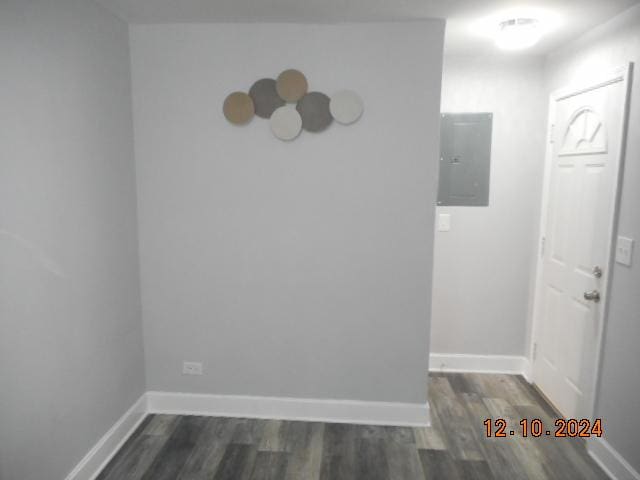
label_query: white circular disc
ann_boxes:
[329,90,364,125]
[270,105,302,141]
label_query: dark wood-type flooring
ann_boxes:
[97,373,608,479]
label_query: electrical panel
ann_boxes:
[437,113,493,207]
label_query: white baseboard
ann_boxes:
[429,353,530,376]
[65,386,640,480]
[588,437,640,480]
[64,394,147,480]
[146,391,430,427]
[522,361,533,382]
[65,390,428,479]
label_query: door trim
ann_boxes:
[528,63,633,419]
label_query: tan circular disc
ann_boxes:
[223,92,254,125]
[276,69,308,102]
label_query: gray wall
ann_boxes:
[0,1,145,479]
[545,5,640,472]
[431,55,547,357]
[130,21,444,404]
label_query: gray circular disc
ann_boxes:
[330,90,364,125]
[296,92,332,132]
[249,78,285,119]
[270,106,302,141]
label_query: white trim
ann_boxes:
[64,390,429,479]
[588,437,640,480]
[521,359,533,383]
[146,391,430,427]
[64,394,148,480]
[429,353,529,376]
[527,91,557,397]
[528,63,634,420]
[589,62,633,421]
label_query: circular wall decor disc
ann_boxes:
[270,106,302,141]
[296,92,332,133]
[249,78,285,119]
[276,69,308,102]
[330,90,364,125]
[223,91,255,125]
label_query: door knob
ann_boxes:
[584,290,601,303]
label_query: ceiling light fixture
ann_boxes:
[495,17,542,50]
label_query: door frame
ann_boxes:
[528,63,633,419]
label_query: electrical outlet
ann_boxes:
[182,361,203,376]
[438,213,451,232]
[615,236,634,267]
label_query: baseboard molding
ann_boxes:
[588,437,640,480]
[146,391,430,427]
[429,353,530,376]
[63,386,639,480]
[64,394,147,480]
[521,361,533,383]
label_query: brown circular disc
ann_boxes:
[276,69,308,102]
[296,92,333,132]
[223,92,255,125]
[249,78,285,119]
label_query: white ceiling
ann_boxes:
[96,0,640,55]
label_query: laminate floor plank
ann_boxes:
[96,373,609,480]
[419,449,463,480]
[513,376,562,419]
[212,443,258,480]
[413,425,447,450]
[429,377,485,461]
[415,393,449,451]
[482,396,551,480]
[250,452,289,480]
[142,414,180,436]
[458,392,529,480]
[457,459,495,480]
[95,415,155,480]
[96,433,169,480]
[319,423,357,480]
[140,416,206,480]
[284,422,324,480]
[232,418,267,445]
[177,417,239,480]
[355,439,389,480]
[513,404,608,480]
[386,442,425,480]
[258,420,289,452]
[385,425,415,444]
[448,373,477,395]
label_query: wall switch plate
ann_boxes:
[438,213,451,232]
[182,361,203,375]
[615,236,634,267]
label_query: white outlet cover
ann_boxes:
[183,361,203,375]
[438,213,451,232]
[615,236,634,267]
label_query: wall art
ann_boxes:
[223,69,364,141]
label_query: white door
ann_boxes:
[532,65,631,419]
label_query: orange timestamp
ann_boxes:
[484,418,603,438]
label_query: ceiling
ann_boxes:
[96,0,640,55]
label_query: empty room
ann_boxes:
[2,0,640,479]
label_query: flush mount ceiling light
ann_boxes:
[496,17,542,50]
[470,8,562,53]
